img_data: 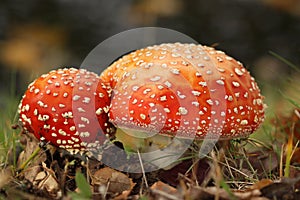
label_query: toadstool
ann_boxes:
[18,68,114,155]
[101,43,265,155]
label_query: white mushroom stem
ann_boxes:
[114,128,173,153]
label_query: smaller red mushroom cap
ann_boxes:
[18,68,114,154]
[104,43,266,139]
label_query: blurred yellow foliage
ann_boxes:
[129,0,183,24]
[0,23,69,76]
[262,0,300,16]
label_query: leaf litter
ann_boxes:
[0,107,300,199]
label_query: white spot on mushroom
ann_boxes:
[234,68,244,76]
[140,114,146,120]
[80,132,90,137]
[95,108,103,115]
[85,81,92,86]
[149,103,155,107]
[195,72,202,77]
[78,124,85,128]
[170,68,180,75]
[103,106,110,113]
[216,80,225,85]
[59,104,66,108]
[233,107,239,114]
[82,97,91,104]
[232,81,240,87]
[81,117,90,124]
[34,88,40,94]
[58,129,67,136]
[177,91,186,99]
[164,81,172,88]
[197,63,205,68]
[43,124,50,129]
[192,101,200,107]
[143,89,151,94]
[150,76,161,82]
[240,120,248,125]
[199,81,207,87]
[99,93,104,98]
[73,95,80,101]
[206,70,213,75]
[77,107,85,113]
[192,90,201,96]
[206,99,214,106]
[164,108,170,113]
[160,95,167,101]
[157,85,164,90]
[132,85,139,91]
[203,56,210,61]
[62,111,73,118]
[37,100,45,107]
[177,107,188,115]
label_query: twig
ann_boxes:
[137,150,149,188]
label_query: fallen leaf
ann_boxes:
[17,133,47,170]
[250,179,273,190]
[0,168,12,188]
[190,186,267,200]
[22,165,42,183]
[91,167,135,194]
[151,181,177,194]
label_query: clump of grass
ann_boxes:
[0,70,21,169]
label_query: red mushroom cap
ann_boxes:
[18,68,114,154]
[102,43,265,139]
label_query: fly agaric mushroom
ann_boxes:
[101,43,265,153]
[18,68,114,154]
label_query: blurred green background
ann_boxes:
[0,0,300,117]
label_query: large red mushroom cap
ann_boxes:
[18,68,114,154]
[102,43,265,141]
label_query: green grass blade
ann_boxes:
[269,51,300,72]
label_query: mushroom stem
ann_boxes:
[17,145,41,172]
[114,128,172,153]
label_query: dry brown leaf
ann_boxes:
[190,186,267,200]
[250,179,273,190]
[147,181,181,200]
[0,168,12,189]
[22,165,42,183]
[17,133,47,170]
[92,167,135,194]
[151,181,178,194]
